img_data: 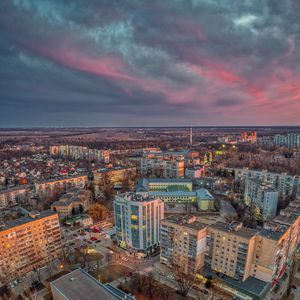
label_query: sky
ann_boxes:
[1,0,300,127]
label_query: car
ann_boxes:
[158,271,166,276]
[9,282,14,288]
[95,240,101,243]
[73,234,78,237]
[87,241,92,244]
[90,237,98,241]
[121,256,129,262]
[292,285,297,289]
[13,280,18,286]
[93,266,97,270]
[167,274,174,279]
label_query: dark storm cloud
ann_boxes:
[0,0,300,126]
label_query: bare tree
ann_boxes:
[170,264,196,299]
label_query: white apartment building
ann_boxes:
[274,133,300,148]
[141,157,184,178]
[244,179,279,219]
[234,168,300,199]
[114,192,164,257]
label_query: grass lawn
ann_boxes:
[90,264,131,283]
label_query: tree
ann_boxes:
[170,264,196,299]
[89,203,107,222]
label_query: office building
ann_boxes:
[0,210,62,284]
[160,215,207,274]
[114,192,164,257]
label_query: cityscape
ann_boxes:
[1,1,300,300]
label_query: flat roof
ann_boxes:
[162,215,207,231]
[50,269,135,300]
[209,221,258,239]
[1,210,57,231]
[143,178,191,183]
[258,229,284,241]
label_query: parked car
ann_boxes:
[121,256,129,262]
[90,237,98,241]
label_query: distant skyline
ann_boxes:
[1,1,300,127]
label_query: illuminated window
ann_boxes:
[131,215,138,221]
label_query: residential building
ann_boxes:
[234,168,300,200]
[244,179,279,219]
[51,190,92,219]
[141,157,184,178]
[0,187,29,210]
[0,210,62,284]
[185,166,205,179]
[50,145,110,163]
[93,167,137,195]
[114,192,164,257]
[160,215,207,274]
[273,133,300,148]
[206,222,257,281]
[35,175,88,201]
[137,178,192,192]
[50,268,135,300]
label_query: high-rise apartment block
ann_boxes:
[141,157,184,178]
[234,168,300,200]
[35,175,88,201]
[50,145,110,163]
[273,133,300,148]
[114,192,164,257]
[244,179,279,219]
[160,215,207,274]
[0,210,62,284]
[0,187,29,209]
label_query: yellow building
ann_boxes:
[206,222,257,281]
[160,215,207,274]
[51,190,92,218]
[0,210,62,284]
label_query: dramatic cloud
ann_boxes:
[0,0,300,126]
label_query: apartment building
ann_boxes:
[234,168,300,199]
[0,210,62,284]
[141,157,185,178]
[114,192,164,257]
[35,175,88,200]
[50,145,110,163]
[51,190,92,218]
[93,167,136,195]
[206,222,257,281]
[244,179,279,219]
[273,133,300,148]
[160,215,207,274]
[0,187,29,210]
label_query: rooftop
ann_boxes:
[209,221,258,239]
[115,192,159,203]
[0,210,57,232]
[258,229,284,241]
[162,214,207,231]
[195,188,214,200]
[50,269,135,300]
